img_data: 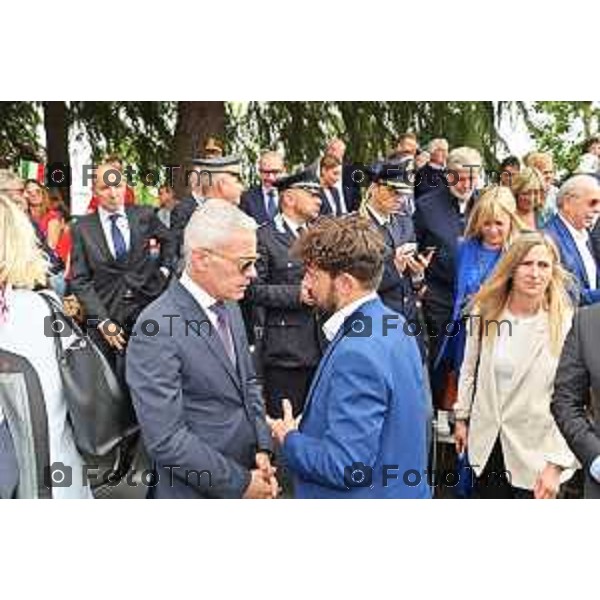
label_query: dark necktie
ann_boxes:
[267,189,278,220]
[330,187,343,216]
[109,213,127,261]
[210,302,237,366]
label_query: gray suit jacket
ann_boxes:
[125,280,272,499]
[551,304,600,498]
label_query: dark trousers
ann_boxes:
[475,438,533,499]
[263,366,316,418]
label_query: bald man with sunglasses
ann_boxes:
[126,199,276,499]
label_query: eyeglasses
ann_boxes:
[259,169,283,176]
[201,248,260,274]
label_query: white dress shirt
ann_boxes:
[179,271,219,331]
[322,292,378,342]
[559,213,597,290]
[98,206,131,259]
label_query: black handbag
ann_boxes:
[38,292,138,457]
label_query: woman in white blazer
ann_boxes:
[454,231,577,499]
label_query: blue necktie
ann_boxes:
[267,189,278,219]
[109,214,127,262]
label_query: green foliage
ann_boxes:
[518,101,600,174]
[227,101,506,185]
[69,101,177,172]
[0,101,42,165]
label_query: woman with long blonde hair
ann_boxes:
[454,231,577,498]
[434,185,522,407]
[0,194,92,498]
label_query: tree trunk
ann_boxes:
[169,101,225,198]
[43,101,70,208]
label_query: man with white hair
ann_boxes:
[415,138,449,199]
[126,199,276,499]
[170,156,244,261]
[414,146,481,403]
[545,174,600,305]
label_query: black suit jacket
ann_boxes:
[414,186,466,304]
[551,304,600,498]
[415,163,447,199]
[70,205,176,327]
[248,219,323,370]
[240,187,273,225]
[170,196,198,258]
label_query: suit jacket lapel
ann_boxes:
[89,212,115,263]
[172,282,242,392]
[554,217,590,287]
[125,207,139,264]
[300,326,346,425]
[503,318,546,400]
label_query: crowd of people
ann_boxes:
[2,130,600,499]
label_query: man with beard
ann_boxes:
[267,215,431,498]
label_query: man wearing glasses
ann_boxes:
[126,199,276,499]
[240,151,285,224]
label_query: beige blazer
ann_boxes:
[454,309,577,490]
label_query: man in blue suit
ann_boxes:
[126,199,276,499]
[544,174,600,306]
[268,214,432,498]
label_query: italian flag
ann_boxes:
[19,160,45,183]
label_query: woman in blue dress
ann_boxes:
[434,186,523,405]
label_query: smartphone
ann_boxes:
[399,242,418,256]
[424,246,437,254]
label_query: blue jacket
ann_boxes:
[435,238,502,371]
[545,214,600,306]
[283,298,432,498]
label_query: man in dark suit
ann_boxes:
[248,172,324,418]
[70,163,176,376]
[544,174,600,305]
[240,151,285,225]
[414,147,482,370]
[126,199,276,499]
[415,138,449,199]
[319,154,349,217]
[552,304,600,498]
[267,215,431,498]
[171,156,244,263]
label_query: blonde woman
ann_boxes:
[511,167,547,229]
[454,231,577,498]
[0,194,92,498]
[434,186,522,403]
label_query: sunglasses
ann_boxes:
[201,248,260,274]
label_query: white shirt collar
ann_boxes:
[322,291,378,342]
[366,204,391,225]
[559,212,589,243]
[180,271,217,316]
[281,213,305,236]
[98,205,126,222]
